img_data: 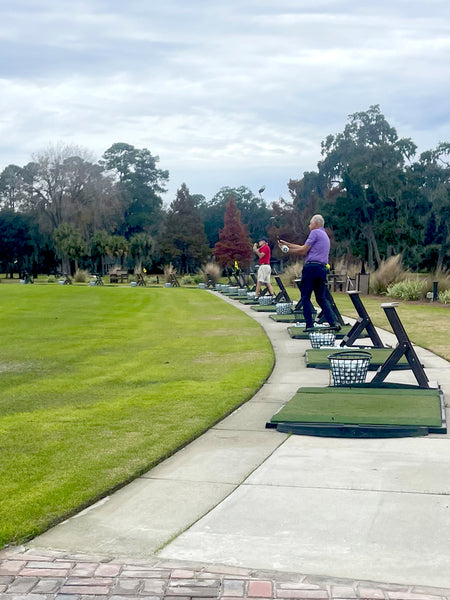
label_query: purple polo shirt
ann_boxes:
[304,227,330,264]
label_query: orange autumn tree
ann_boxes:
[213,196,253,269]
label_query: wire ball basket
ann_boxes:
[328,350,372,386]
[309,331,336,348]
[276,302,293,315]
[259,295,274,305]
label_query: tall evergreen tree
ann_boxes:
[200,186,271,247]
[213,197,253,269]
[0,210,36,277]
[0,165,27,211]
[408,143,450,270]
[100,142,169,237]
[160,183,209,274]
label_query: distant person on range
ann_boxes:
[253,238,275,299]
[278,214,341,332]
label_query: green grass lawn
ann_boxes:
[0,285,273,548]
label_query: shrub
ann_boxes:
[369,255,406,294]
[283,262,303,285]
[199,262,221,285]
[74,269,90,283]
[181,275,195,285]
[438,289,450,304]
[386,278,427,301]
[47,275,57,283]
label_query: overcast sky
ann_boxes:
[1,0,449,205]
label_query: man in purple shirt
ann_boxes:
[279,214,340,331]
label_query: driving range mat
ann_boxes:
[270,313,307,323]
[287,324,358,339]
[250,304,277,312]
[305,347,408,370]
[266,385,446,437]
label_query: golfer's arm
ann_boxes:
[289,243,310,256]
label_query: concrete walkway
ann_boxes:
[2,291,450,598]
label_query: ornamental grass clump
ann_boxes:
[164,263,176,282]
[332,256,361,279]
[386,278,428,301]
[74,269,90,283]
[369,254,406,294]
[427,269,450,293]
[146,275,159,284]
[181,274,195,285]
[283,261,303,285]
[438,289,450,304]
[199,262,222,285]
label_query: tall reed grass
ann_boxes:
[283,261,303,285]
[369,255,406,294]
[369,254,450,302]
[199,262,222,285]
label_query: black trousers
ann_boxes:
[301,263,336,328]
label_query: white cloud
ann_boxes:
[1,0,449,203]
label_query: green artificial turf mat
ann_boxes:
[269,386,443,427]
[270,313,307,322]
[287,324,357,338]
[305,347,409,369]
[239,299,258,305]
[250,305,277,312]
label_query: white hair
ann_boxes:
[310,214,324,227]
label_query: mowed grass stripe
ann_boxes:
[0,286,273,547]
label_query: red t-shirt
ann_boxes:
[259,243,271,265]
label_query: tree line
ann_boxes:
[1,106,449,277]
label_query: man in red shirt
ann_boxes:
[253,238,275,299]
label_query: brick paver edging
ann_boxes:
[0,549,449,600]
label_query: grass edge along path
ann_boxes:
[0,286,273,548]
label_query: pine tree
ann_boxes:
[160,183,210,274]
[213,197,253,269]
